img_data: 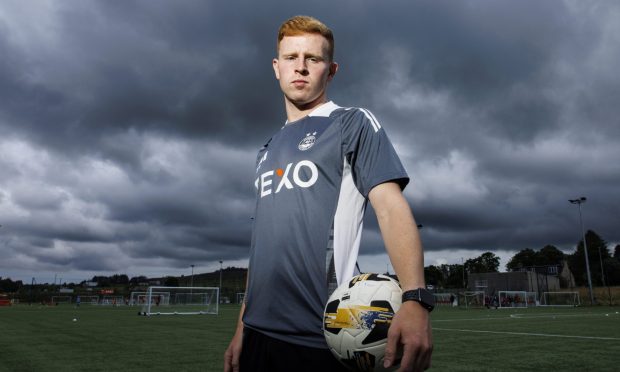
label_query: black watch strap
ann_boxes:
[402,288,435,312]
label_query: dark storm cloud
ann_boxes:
[0,1,281,159]
[1,0,619,280]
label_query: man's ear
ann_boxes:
[328,62,339,81]
[273,58,280,80]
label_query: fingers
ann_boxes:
[408,341,432,371]
[224,345,241,372]
[224,348,232,372]
[383,326,399,368]
[395,345,428,371]
[232,349,241,372]
[397,333,433,371]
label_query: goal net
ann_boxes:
[100,296,124,306]
[78,296,99,305]
[140,286,219,316]
[236,292,245,304]
[525,292,538,307]
[498,291,527,308]
[129,291,170,306]
[458,291,485,308]
[433,293,457,306]
[540,292,580,307]
[51,296,72,305]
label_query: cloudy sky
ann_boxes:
[1,0,619,284]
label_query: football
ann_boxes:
[323,273,402,371]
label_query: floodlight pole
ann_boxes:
[462,257,466,289]
[569,197,594,305]
[190,264,195,296]
[30,277,35,305]
[597,243,613,306]
[219,260,223,295]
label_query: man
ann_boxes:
[224,16,432,372]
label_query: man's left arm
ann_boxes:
[368,181,433,371]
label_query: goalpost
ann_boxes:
[458,291,485,308]
[140,286,219,316]
[539,292,580,307]
[498,291,527,308]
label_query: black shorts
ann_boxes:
[239,327,349,372]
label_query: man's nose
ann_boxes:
[295,59,309,75]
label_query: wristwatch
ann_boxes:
[402,288,435,312]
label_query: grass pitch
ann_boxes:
[431,306,620,371]
[0,304,237,372]
[0,304,618,371]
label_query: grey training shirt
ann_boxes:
[243,101,409,348]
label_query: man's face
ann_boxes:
[273,33,338,108]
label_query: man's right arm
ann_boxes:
[224,269,248,372]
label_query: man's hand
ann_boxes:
[224,327,243,372]
[368,183,433,370]
[384,301,433,371]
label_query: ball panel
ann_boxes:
[324,273,403,371]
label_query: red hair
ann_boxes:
[277,16,335,61]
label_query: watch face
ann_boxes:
[402,289,435,311]
[421,289,436,306]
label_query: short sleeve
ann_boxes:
[341,108,409,197]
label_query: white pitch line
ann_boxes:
[433,327,620,341]
[433,312,616,322]
[508,312,614,319]
[433,317,509,322]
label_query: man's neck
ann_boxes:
[284,95,329,123]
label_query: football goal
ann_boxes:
[100,296,124,306]
[525,292,538,307]
[539,292,580,307]
[140,286,219,316]
[51,296,71,305]
[78,296,99,305]
[129,291,170,306]
[433,293,457,306]
[236,292,245,304]
[458,291,485,308]
[498,291,527,308]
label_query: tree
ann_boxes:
[164,276,180,287]
[614,245,620,260]
[0,277,22,292]
[110,274,129,285]
[537,245,565,266]
[91,276,111,287]
[446,264,466,288]
[506,248,537,271]
[506,245,566,272]
[465,252,500,273]
[422,264,466,289]
[567,230,610,286]
[604,258,620,286]
[424,265,444,288]
[129,276,148,286]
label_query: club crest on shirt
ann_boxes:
[298,132,317,151]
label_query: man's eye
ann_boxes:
[308,57,318,62]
